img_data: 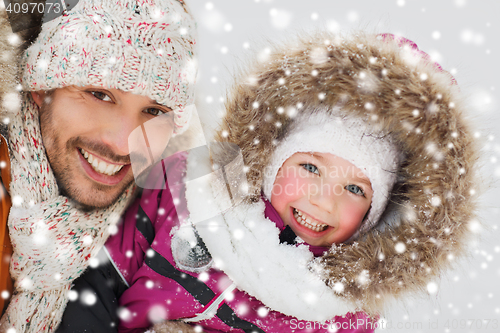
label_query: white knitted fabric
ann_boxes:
[262,110,400,239]
[0,93,135,332]
[21,0,197,134]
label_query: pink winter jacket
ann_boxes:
[105,152,375,333]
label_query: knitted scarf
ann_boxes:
[0,93,135,332]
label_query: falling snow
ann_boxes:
[0,1,493,332]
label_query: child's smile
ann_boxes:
[292,207,329,233]
[270,152,373,246]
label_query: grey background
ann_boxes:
[188,0,500,332]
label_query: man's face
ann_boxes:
[34,86,174,209]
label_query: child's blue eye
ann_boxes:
[300,163,319,175]
[345,184,365,196]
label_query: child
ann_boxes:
[81,31,478,332]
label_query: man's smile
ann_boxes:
[80,148,126,176]
[77,148,131,186]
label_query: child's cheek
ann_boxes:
[272,171,309,204]
[271,169,310,222]
[340,200,368,233]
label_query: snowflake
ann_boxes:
[89,257,100,268]
[286,106,297,118]
[198,272,209,282]
[82,235,93,245]
[468,219,481,233]
[108,224,118,235]
[2,93,20,113]
[333,282,344,293]
[118,307,132,322]
[269,8,293,30]
[225,290,235,302]
[257,306,269,317]
[395,242,406,253]
[11,195,23,207]
[357,270,370,286]
[20,278,32,290]
[81,290,97,306]
[237,303,249,316]
[430,196,441,207]
[148,304,168,323]
[257,48,271,62]
[427,282,438,294]
[347,11,359,23]
[303,292,318,305]
[67,290,78,301]
[326,20,340,33]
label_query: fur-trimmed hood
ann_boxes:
[207,32,479,317]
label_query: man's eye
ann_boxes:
[300,163,319,175]
[345,184,365,197]
[143,108,167,116]
[90,91,112,102]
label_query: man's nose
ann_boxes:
[99,110,141,157]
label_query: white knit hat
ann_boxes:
[20,0,197,133]
[262,109,401,239]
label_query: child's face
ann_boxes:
[270,152,373,246]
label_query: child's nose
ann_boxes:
[308,183,339,214]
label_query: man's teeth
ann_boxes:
[293,208,328,232]
[80,148,124,176]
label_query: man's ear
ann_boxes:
[31,91,45,107]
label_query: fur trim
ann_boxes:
[213,32,479,315]
[149,320,200,333]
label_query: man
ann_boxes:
[0,0,197,331]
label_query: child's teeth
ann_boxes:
[293,208,328,232]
